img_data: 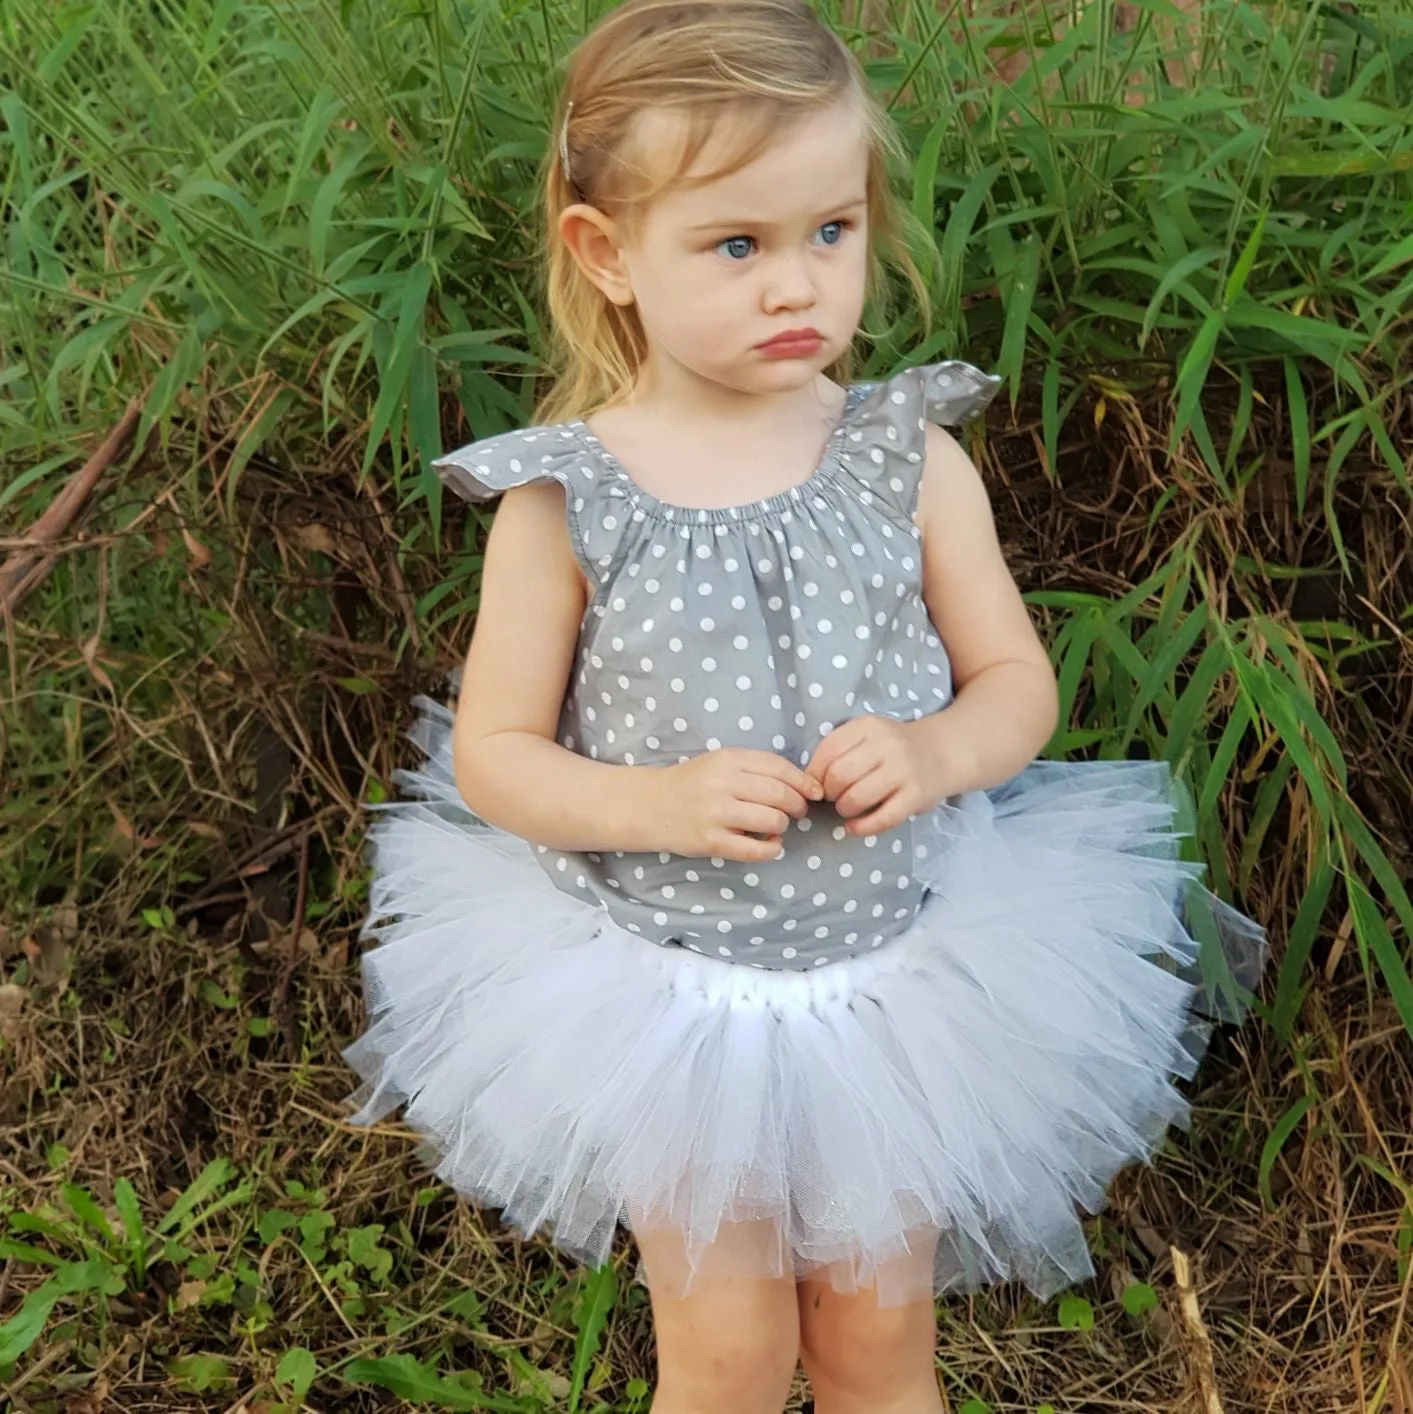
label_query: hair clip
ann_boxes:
[559,101,574,188]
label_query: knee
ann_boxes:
[653,1282,799,1414]
[799,1289,937,1398]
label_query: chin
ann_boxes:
[739,358,831,394]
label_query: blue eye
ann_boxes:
[716,235,755,260]
[813,221,844,246]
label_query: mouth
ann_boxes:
[755,328,825,359]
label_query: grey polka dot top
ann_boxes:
[434,361,1000,971]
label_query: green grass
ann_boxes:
[3,0,1409,1026]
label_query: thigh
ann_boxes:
[636,1219,801,1414]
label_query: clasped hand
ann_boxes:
[657,716,955,863]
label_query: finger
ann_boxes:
[724,801,794,837]
[845,795,908,838]
[746,753,823,803]
[713,831,785,863]
[738,774,812,818]
[822,748,877,803]
[834,767,895,819]
[803,721,864,784]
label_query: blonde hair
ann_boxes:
[536,0,922,423]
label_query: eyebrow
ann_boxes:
[687,198,869,233]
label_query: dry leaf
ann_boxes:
[82,633,115,692]
[182,527,212,570]
[0,982,29,1042]
[176,1279,207,1310]
[293,521,337,555]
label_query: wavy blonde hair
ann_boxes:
[536,0,921,424]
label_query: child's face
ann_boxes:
[584,100,872,400]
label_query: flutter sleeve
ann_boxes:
[839,361,1001,517]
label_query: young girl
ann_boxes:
[343,2,1266,1409]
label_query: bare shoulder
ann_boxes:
[915,423,998,541]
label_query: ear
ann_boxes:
[558,203,636,307]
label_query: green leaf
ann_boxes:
[1271,861,1334,1041]
[997,232,1041,404]
[1346,875,1413,1037]
[0,1259,115,1364]
[258,1209,301,1245]
[1223,210,1267,308]
[168,1353,233,1393]
[1171,306,1223,445]
[1259,1093,1316,1209]
[1139,246,1222,347]
[1057,1292,1095,1330]
[59,1184,115,1244]
[1121,1280,1159,1316]
[569,1265,617,1413]
[1284,357,1311,513]
[276,1347,318,1400]
[344,1354,534,1410]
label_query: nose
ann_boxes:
[762,251,817,314]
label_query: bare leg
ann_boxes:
[797,1237,944,1414]
[635,1219,801,1414]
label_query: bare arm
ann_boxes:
[907,423,1059,794]
[452,480,817,858]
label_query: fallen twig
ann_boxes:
[0,398,145,614]
[1171,1245,1224,1414]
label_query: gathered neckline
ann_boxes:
[565,384,870,524]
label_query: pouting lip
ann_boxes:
[755,327,824,351]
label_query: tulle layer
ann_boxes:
[342,708,1266,1305]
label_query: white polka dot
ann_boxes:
[669,637,682,652]
[753,904,768,918]
[670,596,684,610]
[832,654,848,669]
[733,635,749,650]
[695,543,711,559]
[772,734,787,749]
[706,737,722,750]
[731,595,746,610]
[640,657,653,672]
[782,947,797,959]
[700,617,716,631]
[697,582,713,597]
[855,626,869,640]
[703,657,717,671]
[806,855,822,869]
[653,911,668,925]
[704,697,719,712]
[808,683,824,698]
[814,924,829,938]
[803,582,819,597]
[739,716,754,730]
[673,717,687,731]
[671,678,685,692]
[812,891,827,906]
[781,884,796,899]
[839,862,853,877]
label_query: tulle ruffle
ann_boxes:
[342,705,1265,1305]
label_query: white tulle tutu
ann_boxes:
[342,702,1265,1305]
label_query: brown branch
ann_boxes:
[0,398,145,614]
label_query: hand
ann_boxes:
[805,715,957,837]
[654,749,823,862]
